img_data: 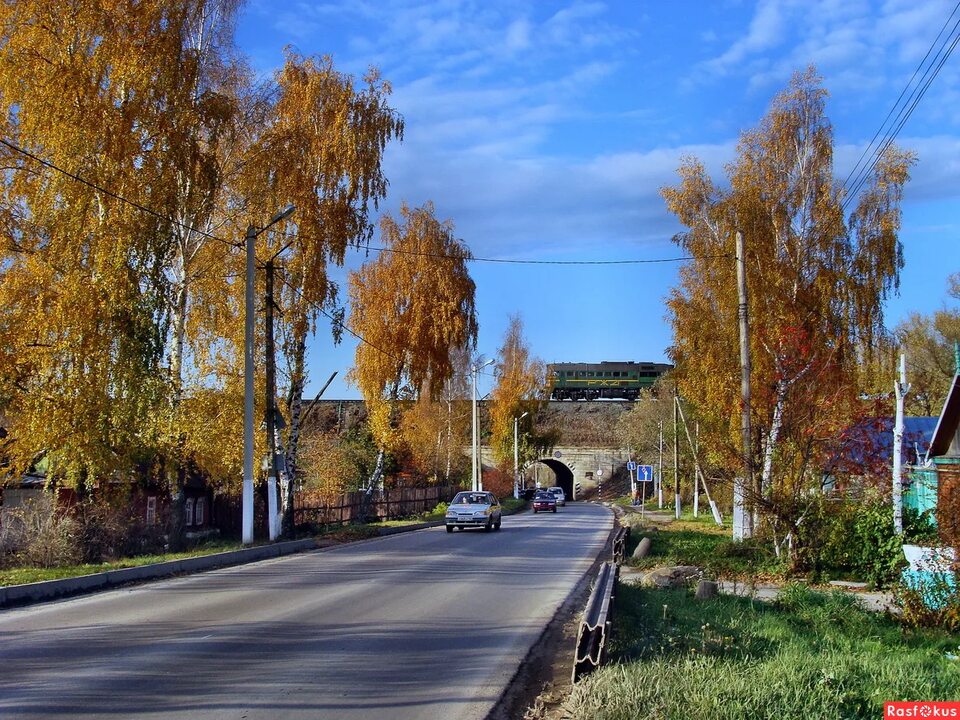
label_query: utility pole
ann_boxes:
[243,226,256,546]
[734,230,753,540]
[893,353,910,534]
[658,420,664,509]
[472,368,478,492]
[513,411,528,499]
[241,204,294,546]
[693,421,700,517]
[673,389,680,519]
[471,359,493,492]
[264,260,280,541]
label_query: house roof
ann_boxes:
[928,373,960,460]
[827,416,938,472]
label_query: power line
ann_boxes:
[275,274,502,381]
[0,136,243,249]
[841,3,960,211]
[840,0,960,196]
[360,244,728,266]
[2,136,724,269]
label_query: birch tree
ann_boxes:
[487,315,546,472]
[238,51,403,534]
[661,67,914,552]
[347,202,478,489]
[0,0,206,486]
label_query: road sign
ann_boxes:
[597,468,603,477]
[626,461,637,471]
[637,465,654,482]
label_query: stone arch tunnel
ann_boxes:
[529,458,574,498]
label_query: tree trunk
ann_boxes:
[760,378,788,499]
[166,268,188,551]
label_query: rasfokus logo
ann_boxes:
[885,702,960,718]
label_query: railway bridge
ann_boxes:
[479,445,630,500]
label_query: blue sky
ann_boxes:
[236,0,960,400]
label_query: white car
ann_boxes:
[547,486,566,506]
[445,491,502,532]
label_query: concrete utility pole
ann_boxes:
[673,389,680,519]
[893,353,910,534]
[734,230,753,540]
[513,411,528,499]
[693,421,700,517]
[242,205,295,546]
[658,421,664,509]
[243,226,256,545]
[264,260,279,541]
[471,359,493,492]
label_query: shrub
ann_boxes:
[481,468,514,499]
[793,498,928,588]
[895,574,960,632]
[0,500,81,568]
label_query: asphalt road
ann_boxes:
[0,501,612,720]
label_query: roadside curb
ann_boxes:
[1,503,530,610]
[0,538,317,608]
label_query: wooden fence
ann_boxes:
[294,485,459,529]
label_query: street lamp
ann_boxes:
[514,411,529,499]
[243,204,295,546]
[471,358,494,492]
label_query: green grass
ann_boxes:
[3,498,530,587]
[566,583,960,719]
[0,540,244,587]
[622,510,787,579]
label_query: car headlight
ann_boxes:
[474,510,489,517]
[446,511,456,518]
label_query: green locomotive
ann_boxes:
[548,361,672,400]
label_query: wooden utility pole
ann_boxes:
[734,230,753,540]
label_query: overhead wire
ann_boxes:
[1,134,722,269]
[841,2,960,212]
[0,137,243,249]
[274,273,503,381]
[840,0,960,197]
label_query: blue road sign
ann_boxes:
[637,465,654,482]
[626,461,637,471]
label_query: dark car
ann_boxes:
[532,491,557,513]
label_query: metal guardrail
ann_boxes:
[612,524,630,564]
[572,561,618,683]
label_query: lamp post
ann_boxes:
[514,411,529,499]
[471,358,494,492]
[243,204,295,546]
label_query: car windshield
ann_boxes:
[453,493,489,505]
[535,493,553,500]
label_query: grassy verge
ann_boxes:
[0,540,244,586]
[2,498,529,587]
[621,508,788,579]
[566,582,960,719]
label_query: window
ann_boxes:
[184,498,195,527]
[194,497,205,527]
[146,496,157,526]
